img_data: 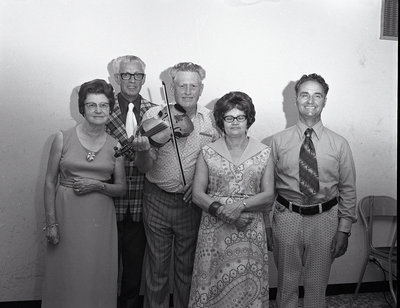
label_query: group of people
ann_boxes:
[41,55,357,308]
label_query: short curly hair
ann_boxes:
[78,79,115,116]
[213,91,255,131]
[295,73,329,96]
[170,62,206,82]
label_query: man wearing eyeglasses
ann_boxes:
[106,55,157,308]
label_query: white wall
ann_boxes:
[0,0,397,301]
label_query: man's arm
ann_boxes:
[133,135,157,173]
[331,138,357,259]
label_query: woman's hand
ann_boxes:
[218,201,245,224]
[234,212,254,231]
[73,177,103,195]
[45,224,60,245]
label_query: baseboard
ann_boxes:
[0,281,394,307]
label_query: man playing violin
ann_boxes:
[105,55,157,308]
[134,62,218,308]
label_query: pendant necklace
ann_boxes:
[79,124,103,163]
[86,151,97,162]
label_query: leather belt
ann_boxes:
[276,195,338,216]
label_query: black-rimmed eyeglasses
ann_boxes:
[223,115,247,123]
[119,73,145,81]
[84,102,110,111]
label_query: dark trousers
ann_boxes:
[117,213,147,308]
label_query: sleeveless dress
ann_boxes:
[188,137,271,308]
[41,127,118,308]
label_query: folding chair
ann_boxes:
[354,195,397,306]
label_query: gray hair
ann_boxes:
[112,55,146,74]
[170,62,206,82]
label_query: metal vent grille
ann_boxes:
[381,0,398,40]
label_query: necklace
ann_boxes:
[86,151,97,162]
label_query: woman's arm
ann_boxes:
[73,143,127,197]
[192,153,215,212]
[100,151,127,197]
[241,154,275,212]
[218,154,275,223]
[192,154,247,226]
[43,132,63,244]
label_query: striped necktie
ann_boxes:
[299,128,319,197]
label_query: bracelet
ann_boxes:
[339,231,351,237]
[208,201,223,217]
[43,223,59,231]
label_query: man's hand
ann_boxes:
[183,184,192,205]
[330,231,349,259]
[132,135,151,152]
[266,227,274,251]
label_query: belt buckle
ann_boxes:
[318,203,323,214]
[288,201,293,212]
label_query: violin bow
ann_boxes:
[162,81,187,186]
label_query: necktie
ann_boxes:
[126,103,137,138]
[299,128,319,197]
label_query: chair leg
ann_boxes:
[388,259,397,306]
[355,255,370,294]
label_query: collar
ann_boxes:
[168,103,209,119]
[208,137,268,165]
[296,120,323,140]
[118,93,141,111]
[194,104,210,119]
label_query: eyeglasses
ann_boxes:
[119,72,145,81]
[84,102,110,111]
[223,115,247,123]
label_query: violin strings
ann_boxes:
[144,122,169,137]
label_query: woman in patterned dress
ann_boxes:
[188,91,275,308]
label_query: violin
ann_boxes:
[114,99,194,157]
[142,103,194,147]
[115,82,190,188]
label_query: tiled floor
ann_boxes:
[269,292,395,308]
[0,292,395,307]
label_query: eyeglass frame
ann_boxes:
[119,72,146,81]
[223,115,247,123]
[84,102,110,111]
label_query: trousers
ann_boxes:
[117,214,146,308]
[272,200,338,308]
[142,180,201,308]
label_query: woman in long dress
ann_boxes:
[189,91,275,308]
[41,79,126,308]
